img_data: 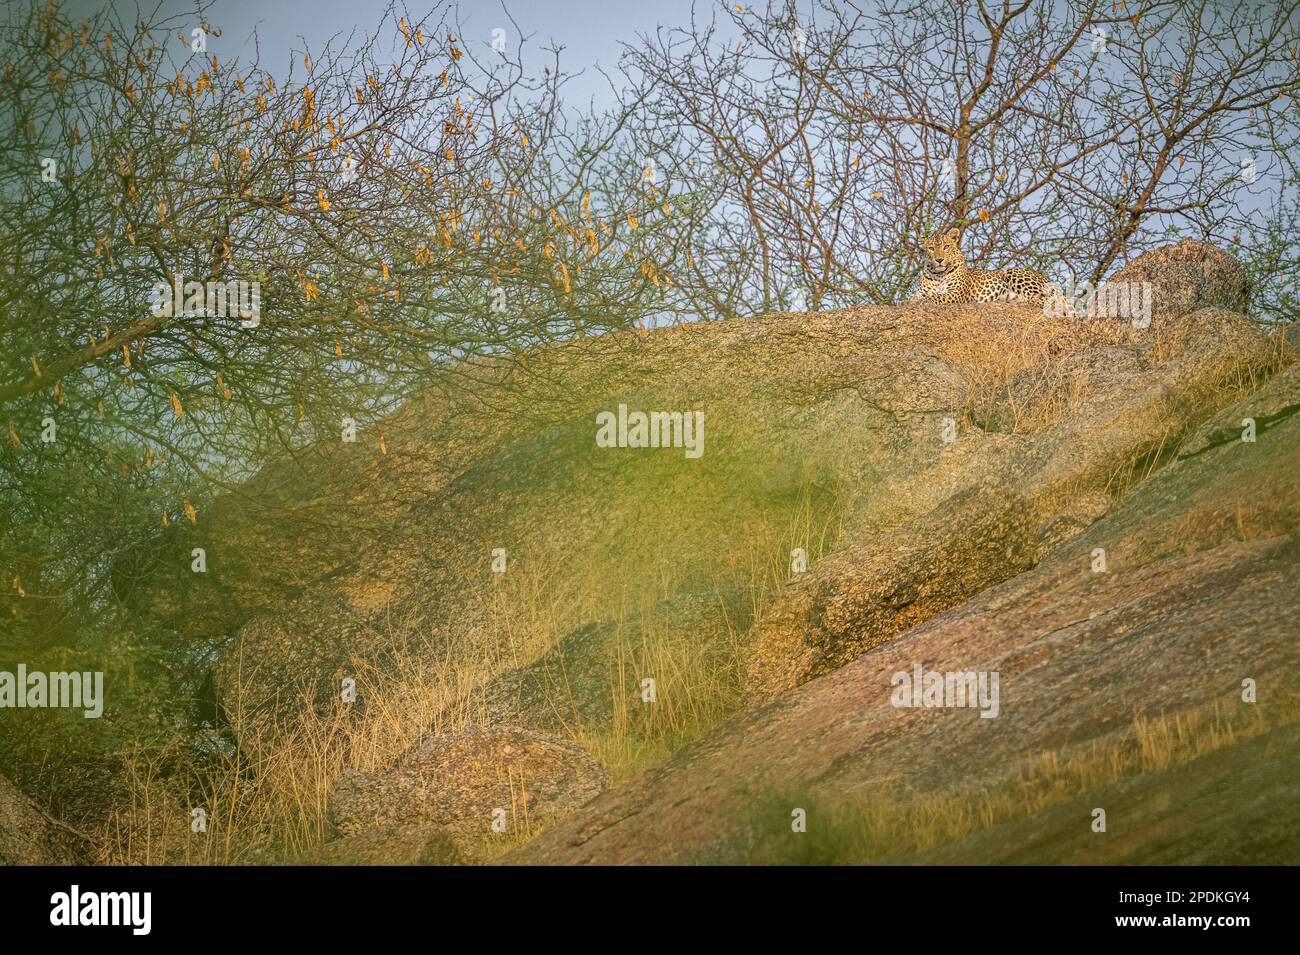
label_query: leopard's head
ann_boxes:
[921,228,966,276]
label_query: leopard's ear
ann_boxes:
[946,227,962,243]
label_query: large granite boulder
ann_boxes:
[327,725,609,841]
[1099,237,1250,321]
[0,774,89,865]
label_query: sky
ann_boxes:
[60,0,737,109]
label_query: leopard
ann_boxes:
[911,227,1063,309]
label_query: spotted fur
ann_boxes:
[911,228,1060,307]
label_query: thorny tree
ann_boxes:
[0,1,681,659]
[620,0,1300,315]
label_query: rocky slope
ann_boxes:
[0,774,90,865]
[506,359,1300,863]
[107,240,1296,864]
[898,722,1300,865]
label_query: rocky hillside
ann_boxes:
[509,356,1300,863]
[73,239,1298,864]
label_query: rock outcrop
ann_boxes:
[504,362,1300,864]
[327,725,609,841]
[110,240,1295,865]
[0,774,89,865]
[125,253,1273,750]
[143,299,1093,748]
[743,301,1272,699]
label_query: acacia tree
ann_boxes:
[620,0,1300,317]
[0,0,705,808]
[0,0,682,667]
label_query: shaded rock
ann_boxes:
[328,725,609,840]
[293,824,474,866]
[894,722,1300,865]
[504,362,1300,864]
[0,774,90,865]
[451,587,751,733]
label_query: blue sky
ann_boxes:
[62,0,736,108]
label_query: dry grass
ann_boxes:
[936,306,1119,434]
[728,690,1300,865]
[96,490,843,865]
[890,697,1293,854]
